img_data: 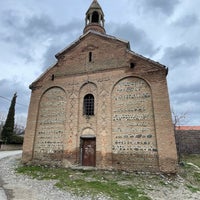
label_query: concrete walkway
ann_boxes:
[0,150,22,200]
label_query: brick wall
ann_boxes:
[22,32,178,173]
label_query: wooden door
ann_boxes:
[82,138,96,167]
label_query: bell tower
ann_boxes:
[83,0,106,34]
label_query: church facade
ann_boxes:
[22,0,178,173]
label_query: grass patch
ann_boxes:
[15,155,200,199]
[179,154,200,192]
[186,184,200,193]
[194,172,200,183]
[16,166,150,200]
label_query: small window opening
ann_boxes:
[130,63,135,69]
[89,52,92,62]
[92,11,99,23]
[51,74,55,81]
[83,94,94,116]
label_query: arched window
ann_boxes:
[92,11,99,23]
[83,94,94,116]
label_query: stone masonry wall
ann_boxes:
[112,77,159,171]
[33,87,66,164]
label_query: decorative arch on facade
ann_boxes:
[78,82,98,164]
[111,76,152,94]
[80,81,97,92]
[81,127,96,137]
[41,85,65,98]
[33,87,66,161]
[111,76,159,171]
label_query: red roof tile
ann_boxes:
[176,126,200,130]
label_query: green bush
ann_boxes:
[10,134,24,144]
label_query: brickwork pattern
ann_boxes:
[22,32,177,173]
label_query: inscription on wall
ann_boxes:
[34,87,66,158]
[112,77,157,155]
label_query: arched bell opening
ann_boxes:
[92,11,99,23]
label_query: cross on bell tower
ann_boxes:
[83,0,106,34]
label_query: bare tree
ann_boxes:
[171,109,189,128]
[171,108,189,162]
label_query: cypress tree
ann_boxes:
[1,93,17,144]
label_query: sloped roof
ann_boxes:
[30,30,167,89]
[29,61,57,89]
[56,30,166,69]
[86,0,104,14]
[55,30,130,58]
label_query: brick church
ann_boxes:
[22,0,178,173]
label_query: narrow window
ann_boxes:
[89,52,92,62]
[83,94,94,116]
[130,63,135,69]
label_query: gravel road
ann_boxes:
[0,151,22,160]
[0,151,22,200]
[0,151,109,200]
[0,151,200,200]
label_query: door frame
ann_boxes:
[80,136,96,167]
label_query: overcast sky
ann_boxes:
[0,0,199,126]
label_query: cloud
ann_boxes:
[171,82,200,110]
[173,14,199,27]
[169,80,200,125]
[1,9,83,69]
[42,44,60,69]
[139,0,180,16]
[108,23,160,57]
[161,44,200,69]
[41,20,83,69]
[171,102,199,125]
[172,81,200,95]
[171,99,200,123]
[1,11,57,50]
[172,91,200,106]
